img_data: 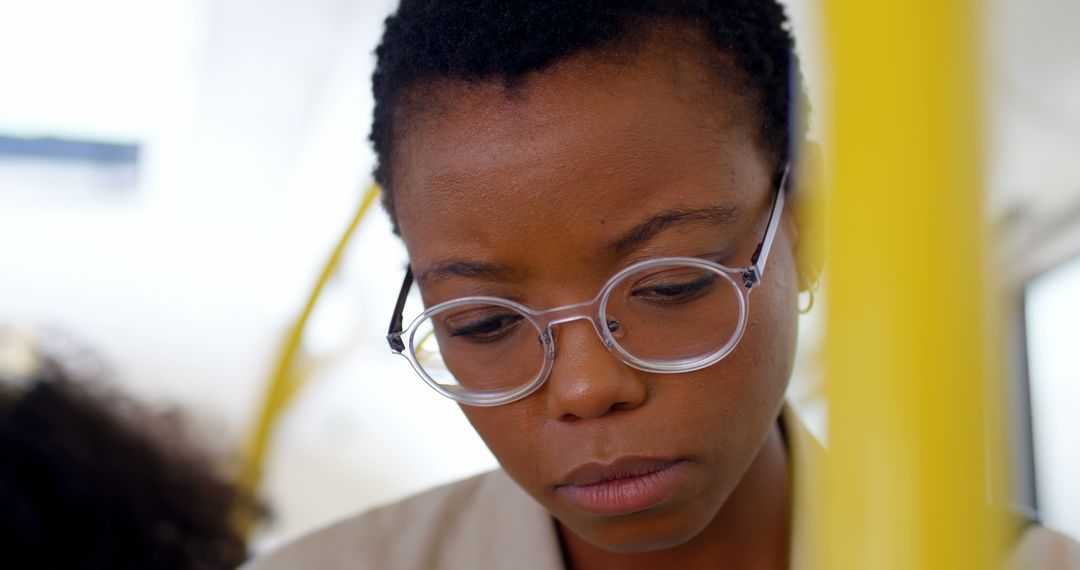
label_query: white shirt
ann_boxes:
[246,406,1079,569]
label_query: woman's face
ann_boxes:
[391,46,800,552]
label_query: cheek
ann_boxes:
[459,403,550,486]
[737,234,800,403]
[691,234,800,446]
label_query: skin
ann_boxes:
[391,37,807,570]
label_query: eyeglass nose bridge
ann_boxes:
[530,296,620,354]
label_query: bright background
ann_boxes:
[0,0,1076,547]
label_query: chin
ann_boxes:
[566,510,711,554]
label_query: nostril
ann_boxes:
[558,399,636,423]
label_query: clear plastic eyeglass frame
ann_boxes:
[386,164,790,407]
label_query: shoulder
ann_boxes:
[245,469,563,570]
[1009,525,1080,569]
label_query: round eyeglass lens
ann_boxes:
[410,301,546,396]
[602,261,745,365]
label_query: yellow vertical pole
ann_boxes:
[817,1,1009,569]
[236,184,381,533]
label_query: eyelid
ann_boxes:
[443,305,518,324]
[422,286,527,309]
[702,250,740,267]
[620,248,735,270]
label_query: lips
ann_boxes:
[554,457,691,517]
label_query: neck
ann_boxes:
[558,421,792,570]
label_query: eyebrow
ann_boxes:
[605,205,740,256]
[416,204,740,285]
[415,260,509,285]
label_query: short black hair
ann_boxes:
[371,0,809,227]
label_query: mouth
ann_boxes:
[554,457,692,517]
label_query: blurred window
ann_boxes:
[0,134,140,195]
[1025,254,1080,539]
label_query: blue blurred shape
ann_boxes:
[0,134,139,165]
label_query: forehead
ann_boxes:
[392,46,770,285]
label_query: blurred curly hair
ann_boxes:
[0,359,261,570]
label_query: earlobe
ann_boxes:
[791,141,826,293]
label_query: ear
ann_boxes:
[789,141,825,293]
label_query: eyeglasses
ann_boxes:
[387,165,790,407]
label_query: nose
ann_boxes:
[543,319,648,422]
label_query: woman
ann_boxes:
[250,1,1077,568]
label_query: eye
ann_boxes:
[631,271,718,304]
[444,309,525,342]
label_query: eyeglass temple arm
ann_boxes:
[745,163,791,289]
[386,266,414,352]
